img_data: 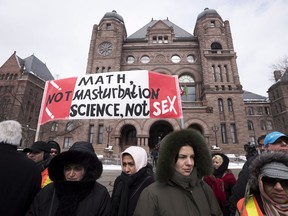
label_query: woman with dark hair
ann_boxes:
[26,141,111,216]
[134,129,222,216]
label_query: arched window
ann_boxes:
[211,42,222,50]
[218,98,224,112]
[227,98,233,112]
[247,121,254,130]
[260,120,266,130]
[211,65,216,82]
[66,122,74,132]
[51,122,58,131]
[178,74,196,102]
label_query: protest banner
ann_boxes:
[38,70,183,125]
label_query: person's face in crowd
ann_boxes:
[212,157,222,169]
[64,164,85,181]
[27,151,44,163]
[122,154,136,175]
[262,176,288,204]
[266,137,288,152]
[257,138,265,153]
[175,145,194,176]
[50,148,58,157]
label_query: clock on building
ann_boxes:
[98,42,113,56]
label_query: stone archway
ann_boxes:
[188,123,203,134]
[149,120,173,149]
[119,124,137,151]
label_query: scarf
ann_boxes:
[111,166,153,216]
[259,176,288,216]
[170,169,198,190]
[53,181,95,216]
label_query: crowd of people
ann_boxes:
[1,119,288,216]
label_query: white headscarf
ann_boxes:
[121,146,147,172]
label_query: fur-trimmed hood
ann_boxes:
[212,152,229,178]
[156,129,213,183]
[48,141,103,182]
[249,151,288,191]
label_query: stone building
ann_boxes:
[267,69,288,135]
[0,9,280,156]
[0,51,54,147]
[38,8,276,155]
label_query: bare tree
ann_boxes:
[271,55,288,80]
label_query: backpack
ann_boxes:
[203,176,226,209]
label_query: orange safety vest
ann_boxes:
[237,195,264,216]
[41,168,52,188]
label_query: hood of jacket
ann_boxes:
[156,129,213,183]
[212,152,229,177]
[48,141,103,182]
[121,146,148,173]
[249,151,288,190]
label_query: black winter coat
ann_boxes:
[26,141,111,216]
[229,154,258,214]
[26,181,111,216]
[111,164,154,216]
[0,143,41,216]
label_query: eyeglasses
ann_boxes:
[262,176,288,189]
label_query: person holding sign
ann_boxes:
[134,129,222,216]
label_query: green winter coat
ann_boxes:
[133,129,223,216]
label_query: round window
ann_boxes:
[171,55,181,63]
[187,55,195,63]
[126,56,135,64]
[140,55,150,64]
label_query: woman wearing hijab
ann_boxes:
[236,151,288,216]
[111,146,154,216]
[204,153,236,215]
[26,141,111,216]
[134,129,222,216]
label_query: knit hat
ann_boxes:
[0,120,22,146]
[261,162,288,179]
[263,131,288,146]
[121,146,148,172]
[248,151,288,190]
[23,141,51,153]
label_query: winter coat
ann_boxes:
[111,164,154,216]
[26,181,111,216]
[205,153,236,216]
[229,154,258,215]
[234,152,288,215]
[0,143,41,216]
[133,129,222,216]
[26,141,111,216]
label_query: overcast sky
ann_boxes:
[1,0,287,96]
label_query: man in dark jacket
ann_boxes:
[0,120,41,216]
[24,141,53,187]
